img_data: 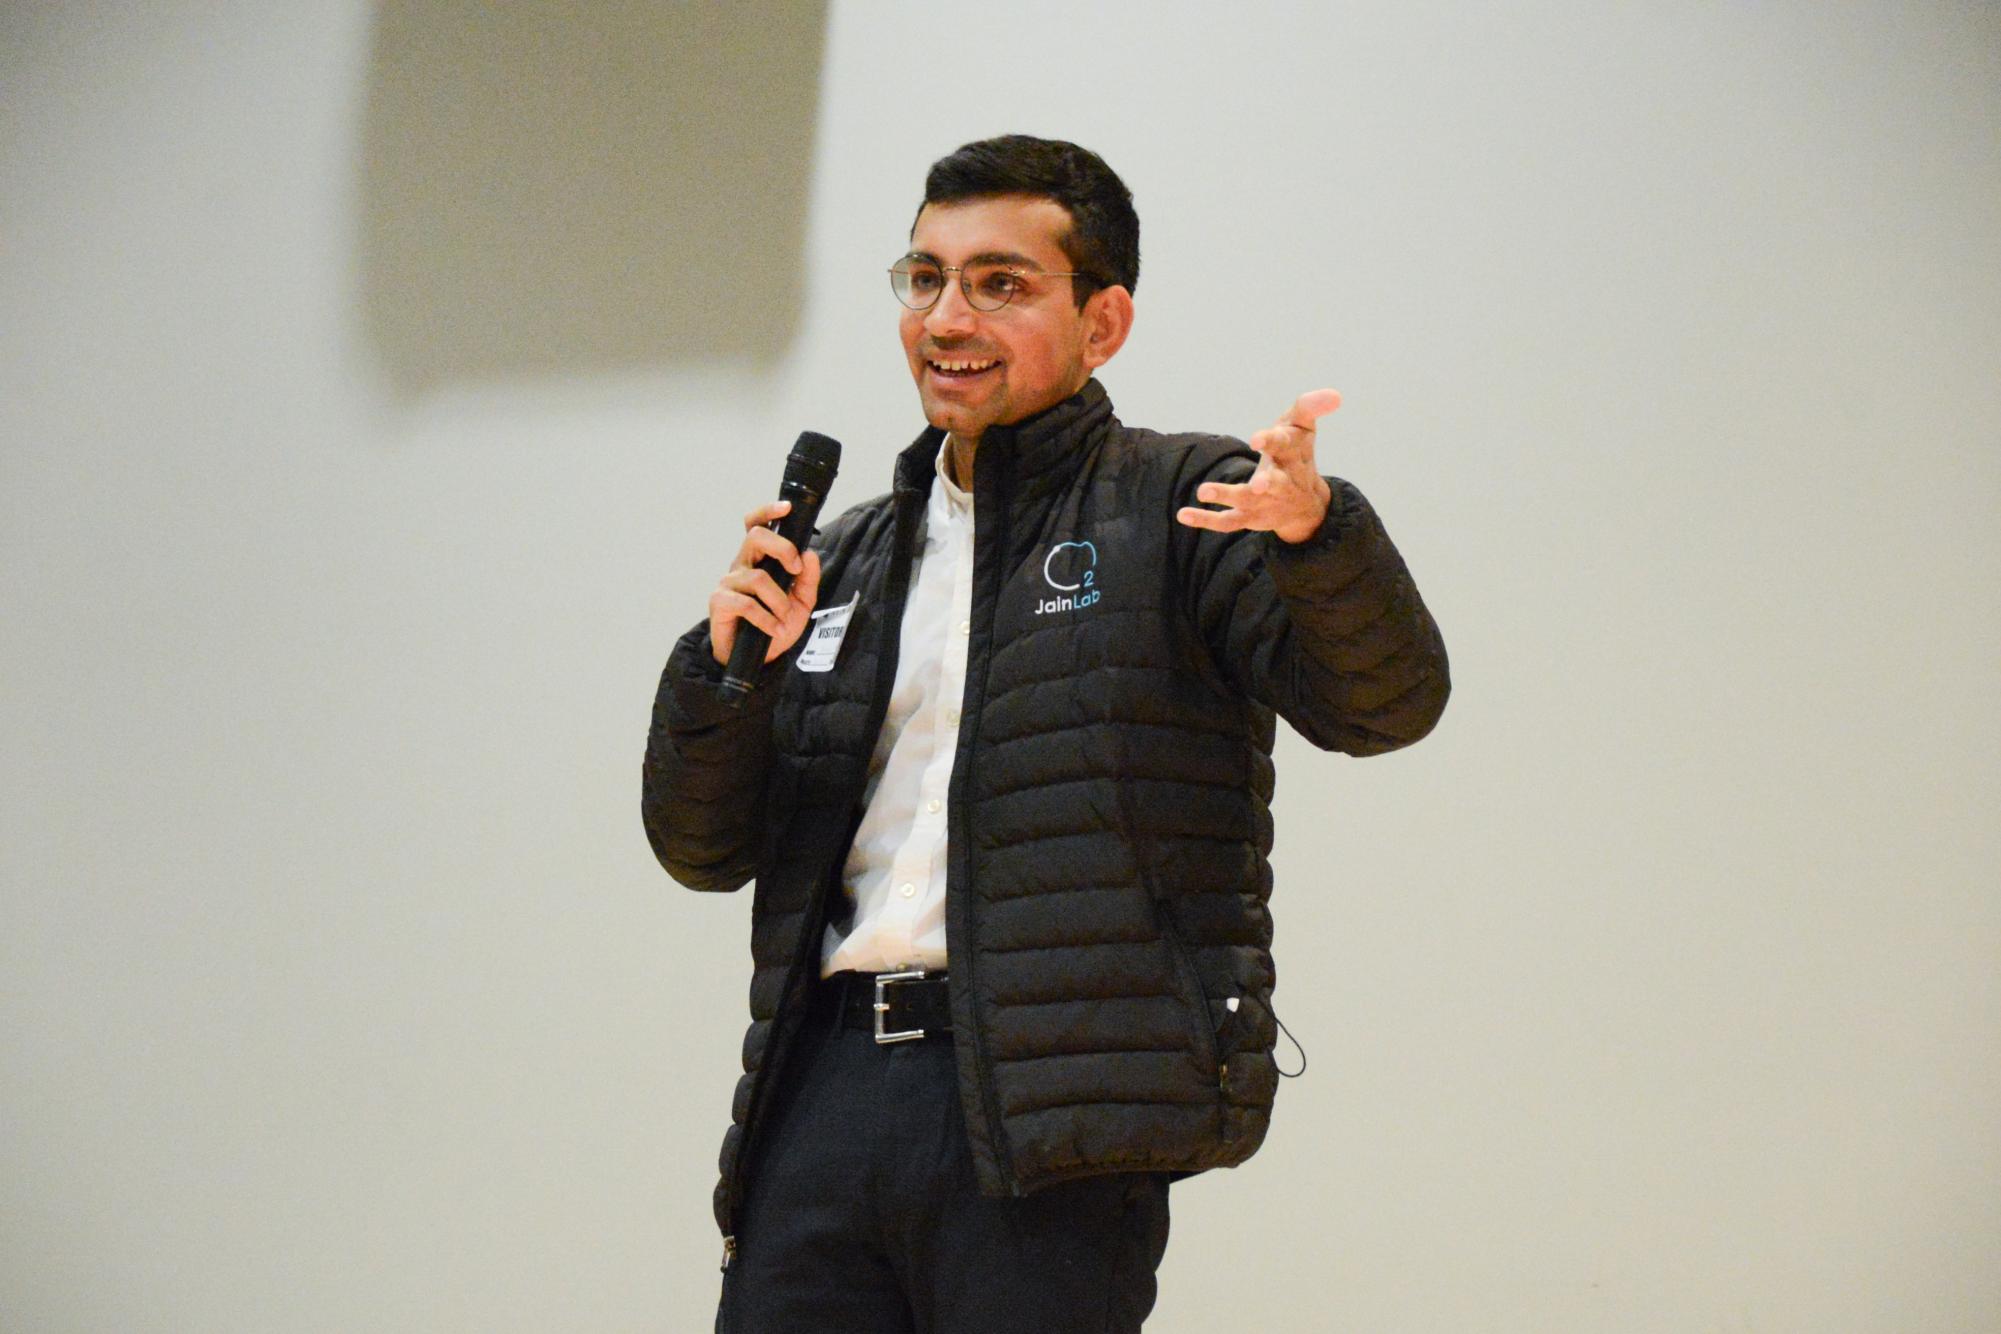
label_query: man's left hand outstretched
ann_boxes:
[1175,388,1340,544]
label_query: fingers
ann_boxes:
[1180,443,1330,538]
[757,549,822,662]
[712,587,785,641]
[735,499,803,575]
[1172,388,1341,541]
[737,499,797,562]
[1193,477,1256,510]
[736,500,802,573]
[794,548,822,611]
[749,549,824,663]
[1179,474,1256,532]
[710,497,828,664]
[1282,388,1341,430]
[1175,503,1250,533]
[730,563,796,618]
[1254,389,1340,465]
[709,577,797,663]
[1248,427,1305,477]
[712,574,790,658]
[709,499,802,665]
[736,524,803,576]
[709,545,824,666]
[708,585,775,665]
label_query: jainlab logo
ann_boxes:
[1036,541,1102,615]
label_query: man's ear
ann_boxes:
[1080,285,1134,370]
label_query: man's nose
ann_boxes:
[923,276,979,337]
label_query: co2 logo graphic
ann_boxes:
[1036,541,1101,615]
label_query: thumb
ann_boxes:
[796,549,823,607]
[1284,388,1342,429]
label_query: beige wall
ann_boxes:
[3,2,1997,1330]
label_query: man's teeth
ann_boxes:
[932,358,997,372]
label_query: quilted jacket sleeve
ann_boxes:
[640,622,783,891]
[1176,447,1450,755]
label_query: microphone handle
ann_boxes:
[718,475,827,706]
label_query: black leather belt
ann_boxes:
[826,969,953,1043]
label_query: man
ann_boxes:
[643,135,1448,1332]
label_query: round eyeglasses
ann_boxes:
[888,257,1093,312]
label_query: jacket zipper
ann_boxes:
[947,696,1018,1195]
[721,491,926,1243]
[950,452,1020,1196]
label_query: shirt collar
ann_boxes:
[933,437,973,516]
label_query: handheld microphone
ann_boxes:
[718,431,842,707]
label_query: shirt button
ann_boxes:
[899,882,916,899]
[926,798,941,814]
[958,620,971,635]
[945,706,960,725]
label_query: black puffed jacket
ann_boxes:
[642,380,1448,1243]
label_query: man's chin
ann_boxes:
[917,391,998,437]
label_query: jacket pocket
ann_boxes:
[1155,905,1223,1091]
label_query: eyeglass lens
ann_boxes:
[889,260,1027,312]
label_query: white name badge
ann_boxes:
[794,592,859,673]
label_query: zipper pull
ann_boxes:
[720,1235,737,1272]
[1217,997,1242,1088]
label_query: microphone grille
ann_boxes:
[792,431,842,473]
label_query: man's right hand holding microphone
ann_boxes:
[709,499,823,669]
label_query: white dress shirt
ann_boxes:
[819,441,972,976]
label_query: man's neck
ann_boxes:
[944,433,979,492]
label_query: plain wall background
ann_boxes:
[4,3,1997,1330]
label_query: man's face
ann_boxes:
[899,196,1098,441]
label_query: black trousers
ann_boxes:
[718,975,1172,1333]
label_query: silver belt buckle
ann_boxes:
[873,968,929,1045]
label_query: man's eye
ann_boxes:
[906,268,944,293]
[976,270,1022,300]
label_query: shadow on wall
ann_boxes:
[355,1,827,397]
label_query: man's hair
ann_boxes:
[917,134,1140,308]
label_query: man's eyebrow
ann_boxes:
[902,249,1050,271]
[967,250,1046,271]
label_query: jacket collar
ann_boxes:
[893,378,1114,506]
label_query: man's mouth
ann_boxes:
[926,356,999,379]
